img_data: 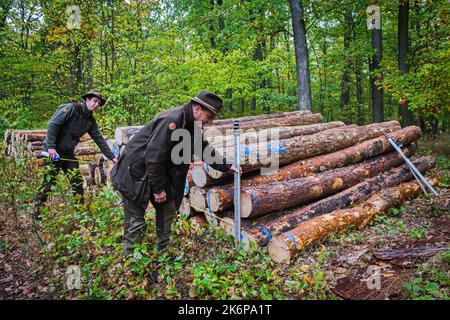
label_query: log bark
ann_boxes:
[240,146,415,218]
[26,141,44,152]
[216,121,401,175]
[204,113,323,136]
[184,171,194,196]
[76,154,104,162]
[268,178,439,263]
[208,126,421,212]
[74,145,100,156]
[103,160,115,187]
[206,121,346,150]
[372,246,448,261]
[244,156,436,247]
[23,132,46,142]
[206,110,311,126]
[208,185,235,212]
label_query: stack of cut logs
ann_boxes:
[3,129,116,188]
[174,110,436,263]
[5,110,438,264]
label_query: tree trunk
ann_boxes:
[339,9,353,116]
[240,146,415,218]
[372,246,448,261]
[355,58,365,126]
[370,25,384,122]
[289,0,312,110]
[244,156,435,247]
[268,177,438,263]
[398,0,415,127]
[208,126,422,212]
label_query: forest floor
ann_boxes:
[0,134,449,300]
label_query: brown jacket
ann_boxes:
[111,104,231,208]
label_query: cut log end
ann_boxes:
[220,217,254,252]
[189,186,206,211]
[179,197,193,217]
[268,238,292,264]
[190,214,207,230]
[240,191,253,218]
[205,165,223,179]
[209,189,221,212]
[191,166,207,187]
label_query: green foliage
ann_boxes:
[0,0,448,131]
[402,251,450,300]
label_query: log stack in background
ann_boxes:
[175,111,436,263]
[3,129,116,187]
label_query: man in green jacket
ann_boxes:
[34,90,117,219]
[111,90,239,255]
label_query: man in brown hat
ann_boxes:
[111,90,239,256]
[34,90,118,219]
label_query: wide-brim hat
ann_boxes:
[191,90,222,116]
[82,90,107,106]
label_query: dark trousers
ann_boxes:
[122,195,177,256]
[36,158,84,205]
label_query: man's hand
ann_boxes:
[229,165,242,174]
[48,148,60,160]
[112,158,118,164]
[154,191,167,203]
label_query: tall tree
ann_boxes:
[398,0,414,127]
[339,9,352,113]
[369,4,384,122]
[289,0,312,110]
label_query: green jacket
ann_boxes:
[111,103,231,207]
[43,102,115,159]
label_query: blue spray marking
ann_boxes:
[248,190,260,215]
[222,185,234,198]
[206,190,215,225]
[267,142,287,154]
[184,179,189,195]
[285,233,299,250]
[255,225,272,241]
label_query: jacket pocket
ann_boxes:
[111,158,150,203]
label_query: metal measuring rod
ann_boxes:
[233,120,241,245]
[382,130,439,196]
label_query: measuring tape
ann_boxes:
[40,151,95,164]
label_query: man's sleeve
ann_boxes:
[145,119,172,194]
[46,104,75,149]
[88,119,116,160]
[199,138,232,173]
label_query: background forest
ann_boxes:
[0,0,448,135]
[0,1,449,301]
